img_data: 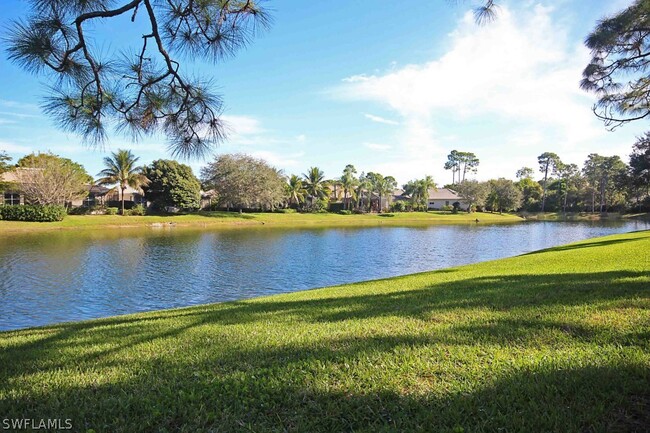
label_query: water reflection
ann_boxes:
[0,220,648,330]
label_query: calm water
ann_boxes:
[0,220,648,331]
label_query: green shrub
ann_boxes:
[0,205,66,222]
[128,204,146,216]
[106,207,118,215]
[441,205,454,212]
[391,201,407,212]
[378,212,395,217]
[274,208,297,214]
[338,209,352,215]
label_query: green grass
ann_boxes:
[520,212,650,221]
[0,210,520,233]
[1,231,649,432]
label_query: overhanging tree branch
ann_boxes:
[5,0,269,158]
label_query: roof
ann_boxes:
[88,184,111,195]
[428,188,462,200]
[0,168,41,183]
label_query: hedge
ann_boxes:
[0,205,67,222]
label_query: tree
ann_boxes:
[97,149,149,215]
[582,154,628,213]
[455,180,488,212]
[457,151,480,182]
[367,172,397,212]
[6,0,269,157]
[201,154,285,212]
[286,175,307,208]
[142,159,200,211]
[403,176,436,210]
[581,0,650,129]
[0,151,11,174]
[0,151,12,191]
[537,152,562,212]
[356,172,372,212]
[302,167,330,210]
[516,177,543,211]
[487,178,522,213]
[630,133,650,201]
[15,152,91,205]
[557,163,582,213]
[515,167,534,180]
[444,150,461,185]
[340,164,358,210]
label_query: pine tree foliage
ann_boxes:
[5,0,270,158]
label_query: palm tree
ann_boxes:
[97,149,149,215]
[376,175,397,212]
[356,173,372,212]
[340,164,358,210]
[286,174,306,208]
[302,167,329,208]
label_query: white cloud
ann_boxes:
[0,140,31,153]
[0,100,39,111]
[249,150,304,169]
[363,142,392,151]
[221,115,264,137]
[363,113,399,125]
[335,4,635,181]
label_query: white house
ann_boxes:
[427,188,469,211]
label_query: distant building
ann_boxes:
[426,188,469,210]
[0,170,146,208]
[0,169,24,205]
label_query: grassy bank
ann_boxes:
[1,231,649,432]
[519,211,650,221]
[0,210,521,233]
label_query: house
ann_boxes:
[0,170,24,205]
[70,185,112,207]
[0,169,129,208]
[103,185,147,208]
[426,188,469,211]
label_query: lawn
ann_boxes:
[1,230,648,432]
[0,210,521,233]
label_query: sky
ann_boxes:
[0,0,645,185]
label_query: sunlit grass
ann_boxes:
[0,210,521,233]
[0,230,648,432]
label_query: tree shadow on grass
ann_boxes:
[1,257,649,432]
[522,236,646,255]
[1,334,648,433]
[2,269,647,376]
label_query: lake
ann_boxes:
[0,220,648,331]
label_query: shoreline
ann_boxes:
[0,210,523,234]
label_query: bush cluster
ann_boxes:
[125,204,146,216]
[0,205,66,222]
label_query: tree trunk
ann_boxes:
[541,163,549,213]
[600,176,606,213]
[591,190,595,214]
[121,186,126,216]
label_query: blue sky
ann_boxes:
[0,0,644,185]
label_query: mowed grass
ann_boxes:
[1,231,649,432]
[0,210,520,233]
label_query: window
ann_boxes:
[445,201,450,206]
[4,193,20,206]
[83,194,96,207]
